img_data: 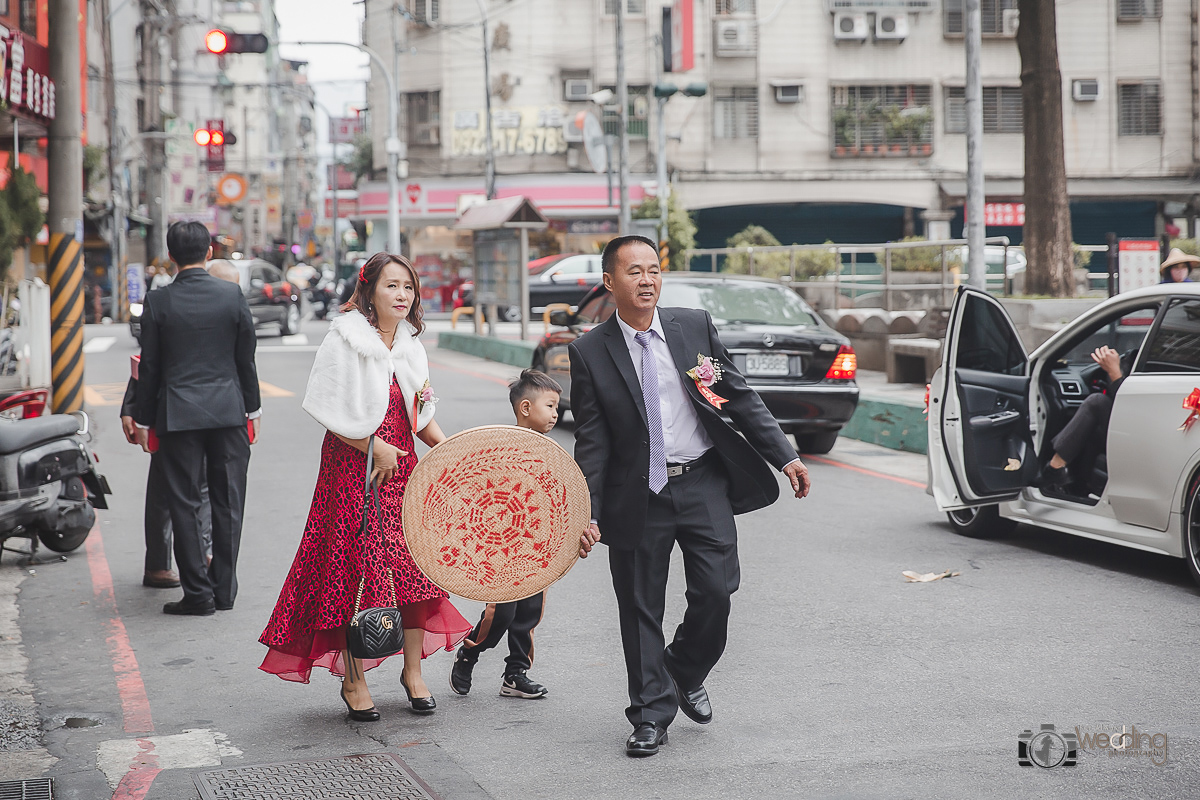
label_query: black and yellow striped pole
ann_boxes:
[48,0,85,413]
[48,234,85,412]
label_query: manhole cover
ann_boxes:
[193,753,440,800]
[0,778,53,799]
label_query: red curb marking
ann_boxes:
[84,530,161,798]
[805,454,926,489]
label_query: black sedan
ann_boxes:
[531,272,860,454]
[129,260,302,342]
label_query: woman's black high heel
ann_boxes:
[400,675,436,715]
[340,686,381,722]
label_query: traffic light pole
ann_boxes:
[48,0,86,412]
[290,41,402,254]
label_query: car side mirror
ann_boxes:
[548,309,575,327]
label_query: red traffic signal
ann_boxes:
[204,28,269,54]
[194,129,211,146]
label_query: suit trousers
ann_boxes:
[157,425,250,606]
[461,592,546,675]
[607,457,740,728]
[144,452,212,572]
[1052,392,1113,464]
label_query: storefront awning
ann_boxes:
[939,176,1200,201]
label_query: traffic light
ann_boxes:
[659,239,670,271]
[205,28,269,54]
[198,119,224,172]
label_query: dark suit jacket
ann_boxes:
[134,268,261,432]
[569,306,796,550]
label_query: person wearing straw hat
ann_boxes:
[570,235,812,757]
[1160,248,1200,283]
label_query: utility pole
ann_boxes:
[475,0,496,199]
[964,0,986,289]
[100,0,126,320]
[616,0,630,234]
[654,34,668,248]
[48,0,86,412]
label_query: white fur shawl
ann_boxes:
[302,309,435,438]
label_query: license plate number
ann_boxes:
[745,353,789,376]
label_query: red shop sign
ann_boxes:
[0,31,55,125]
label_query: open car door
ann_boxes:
[929,287,1037,511]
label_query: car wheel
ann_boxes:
[1182,472,1200,589]
[796,430,839,455]
[498,305,521,322]
[945,505,1016,539]
[281,303,301,336]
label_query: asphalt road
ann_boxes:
[5,317,1200,799]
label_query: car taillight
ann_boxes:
[824,345,857,380]
[263,283,274,299]
[0,389,48,419]
[282,282,293,296]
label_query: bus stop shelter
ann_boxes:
[453,196,549,340]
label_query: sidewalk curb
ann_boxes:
[838,393,928,455]
[0,566,56,780]
[437,331,536,369]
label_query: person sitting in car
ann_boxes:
[1038,345,1124,493]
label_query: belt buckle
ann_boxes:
[666,465,684,478]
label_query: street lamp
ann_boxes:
[652,81,705,250]
[286,40,402,254]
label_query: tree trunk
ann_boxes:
[1017,0,1074,297]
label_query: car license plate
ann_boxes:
[745,353,789,376]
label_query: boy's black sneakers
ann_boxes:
[500,671,547,699]
[450,647,476,695]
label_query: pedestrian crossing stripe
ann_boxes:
[83,380,295,407]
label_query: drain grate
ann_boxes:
[193,753,440,800]
[0,778,53,800]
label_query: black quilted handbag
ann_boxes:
[346,436,405,660]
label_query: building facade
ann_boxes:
[357,0,1199,271]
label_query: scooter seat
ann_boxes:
[0,415,81,455]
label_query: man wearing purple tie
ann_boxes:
[569,235,811,757]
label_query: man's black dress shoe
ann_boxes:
[626,722,667,757]
[666,665,712,724]
[162,599,215,616]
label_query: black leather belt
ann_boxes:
[666,450,714,478]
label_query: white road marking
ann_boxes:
[97,729,240,789]
[281,334,309,346]
[256,345,320,353]
[83,337,117,354]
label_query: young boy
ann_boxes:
[450,369,562,699]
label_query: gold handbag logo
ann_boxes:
[381,617,394,630]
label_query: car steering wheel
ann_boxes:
[1080,347,1139,394]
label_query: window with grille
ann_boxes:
[944,0,1017,35]
[831,84,932,155]
[715,0,756,14]
[1118,82,1162,135]
[713,87,759,140]
[944,86,1023,134]
[600,85,650,138]
[604,0,645,14]
[406,91,441,145]
[1118,0,1162,19]
[411,0,439,24]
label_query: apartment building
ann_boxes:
[357,0,1198,268]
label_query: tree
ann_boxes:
[722,225,788,276]
[632,192,696,271]
[1017,0,1074,297]
[348,135,374,181]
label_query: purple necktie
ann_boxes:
[635,331,668,493]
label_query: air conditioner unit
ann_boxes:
[874,13,908,40]
[832,12,868,41]
[772,82,804,104]
[564,78,593,102]
[714,19,757,56]
[1001,8,1019,37]
[1072,79,1100,102]
[563,115,584,143]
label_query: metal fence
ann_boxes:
[682,238,1112,312]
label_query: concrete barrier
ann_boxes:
[837,393,928,454]
[437,331,537,369]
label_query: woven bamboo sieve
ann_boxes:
[401,425,591,602]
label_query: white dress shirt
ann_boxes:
[615,309,714,463]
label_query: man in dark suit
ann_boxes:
[134,221,261,616]
[570,235,811,757]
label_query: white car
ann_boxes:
[928,283,1200,588]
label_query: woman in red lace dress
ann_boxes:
[259,253,471,721]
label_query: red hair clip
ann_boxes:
[358,265,367,283]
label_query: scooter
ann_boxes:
[310,270,338,320]
[0,408,111,562]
